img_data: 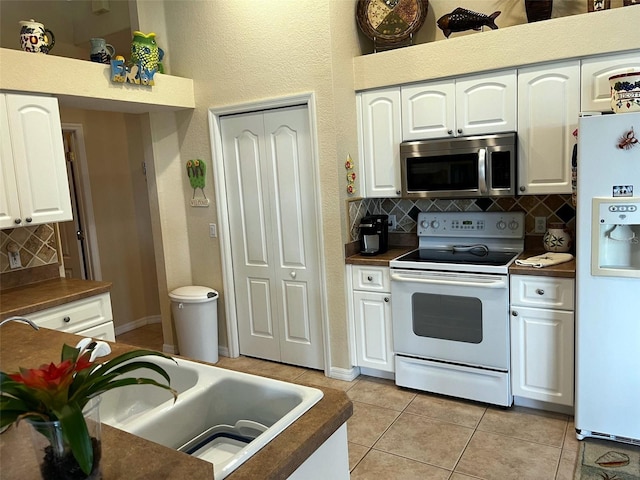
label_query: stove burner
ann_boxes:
[396,248,519,266]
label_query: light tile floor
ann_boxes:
[117,324,580,480]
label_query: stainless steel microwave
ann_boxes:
[400,133,517,198]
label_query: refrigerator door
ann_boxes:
[575,113,640,444]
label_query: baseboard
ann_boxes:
[328,365,360,382]
[513,396,574,415]
[114,315,161,336]
[359,366,395,380]
[218,346,230,358]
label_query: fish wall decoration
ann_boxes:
[437,7,501,38]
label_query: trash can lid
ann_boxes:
[169,286,218,303]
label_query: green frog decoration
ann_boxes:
[130,31,164,81]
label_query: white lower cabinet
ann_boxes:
[25,292,115,342]
[510,275,575,407]
[349,265,394,373]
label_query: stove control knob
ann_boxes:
[430,220,440,229]
[496,220,506,230]
[508,220,519,230]
[420,220,429,229]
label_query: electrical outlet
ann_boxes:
[209,223,217,238]
[8,251,22,269]
[388,215,397,231]
[534,217,547,234]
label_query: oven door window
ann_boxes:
[411,292,482,343]
[406,154,478,192]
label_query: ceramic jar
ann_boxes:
[19,19,55,54]
[90,38,115,64]
[609,72,640,114]
[543,223,572,252]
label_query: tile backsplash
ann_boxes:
[348,195,576,242]
[0,224,59,273]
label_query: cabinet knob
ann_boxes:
[25,217,32,223]
[63,316,71,323]
[536,289,544,296]
[457,128,463,134]
[511,310,518,316]
[384,297,390,303]
[14,218,21,224]
[396,190,401,195]
[367,276,373,281]
[290,271,297,278]
[447,130,453,135]
[519,186,526,192]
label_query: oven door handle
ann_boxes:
[391,272,507,289]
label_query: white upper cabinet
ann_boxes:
[517,60,580,195]
[581,50,640,112]
[401,70,517,141]
[358,88,402,198]
[0,93,72,229]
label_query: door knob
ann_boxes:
[290,271,296,278]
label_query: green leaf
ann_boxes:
[61,343,80,363]
[89,350,174,381]
[54,403,93,475]
[86,377,177,402]
[100,360,173,384]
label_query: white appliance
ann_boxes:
[575,112,640,445]
[390,211,524,406]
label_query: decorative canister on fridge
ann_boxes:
[609,72,640,113]
[19,19,55,54]
[543,223,572,252]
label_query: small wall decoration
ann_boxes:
[437,7,500,38]
[110,31,164,86]
[588,0,611,11]
[187,159,210,207]
[345,154,357,195]
[617,127,638,150]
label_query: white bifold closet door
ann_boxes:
[220,105,324,370]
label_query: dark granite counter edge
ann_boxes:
[0,278,112,319]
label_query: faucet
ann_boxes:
[0,316,39,330]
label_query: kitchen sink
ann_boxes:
[99,356,323,479]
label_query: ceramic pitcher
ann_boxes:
[19,19,55,54]
[90,38,116,64]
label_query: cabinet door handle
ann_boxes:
[14,218,21,224]
[447,129,453,135]
[25,217,32,223]
[367,276,373,281]
[511,310,518,316]
[384,297,390,303]
[457,128,463,134]
[536,289,545,295]
[519,186,526,192]
[63,316,71,323]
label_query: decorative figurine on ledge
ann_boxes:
[110,31,164,86]
[437,7,501,38]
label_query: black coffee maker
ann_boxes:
[359,214,389,256]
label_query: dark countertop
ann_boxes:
[0,324,353,479]
[345,247,415,266]
[509,251,576,278]
[0,278,112,319]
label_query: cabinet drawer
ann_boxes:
[26,293,113,334]
[510,275,574,310]
[352,266,390,292]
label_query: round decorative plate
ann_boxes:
[356,0,429,46]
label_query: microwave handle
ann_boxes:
[478,148,488,194]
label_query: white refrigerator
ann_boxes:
[575,112,640,444]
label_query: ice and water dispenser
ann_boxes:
[592,198,640,278]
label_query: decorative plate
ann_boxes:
[356,0,429,47]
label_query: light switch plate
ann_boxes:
[9,251,22,269]
[534,217,546,234]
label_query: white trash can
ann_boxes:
[169,286,219,363]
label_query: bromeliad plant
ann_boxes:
[0,339,177,476]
